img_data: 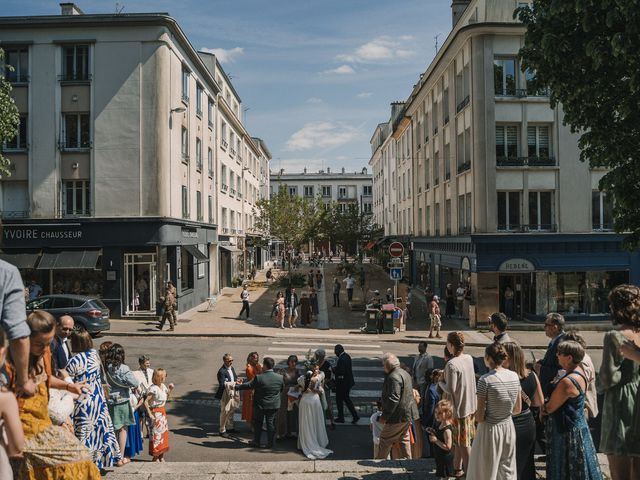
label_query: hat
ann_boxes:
[373,289,380,294]
[433,295,439,300]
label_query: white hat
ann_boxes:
[433,295,439,300]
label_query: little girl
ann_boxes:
[427,399,454,480]
[144,368,174,462]
[0,327,25,478]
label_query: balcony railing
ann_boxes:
[443,115,450,125]
[498,224,557,233]
[446,227,452,236]
[424,135,429,144]
[528,224,558,232]
[58,72,92,83]
[459,226,472,234]
[58,140,92,152]
[230,148,236,157]
[445,172,451,181]
[208,169,214,178]
[433,126,438,135]
[435,229,441,236]
[221,183,228,192]
[592,223,614,232]
[181,153,189,164]
[57,208,92,218]
[434,177,439,186]
[6,72,30,84]
[456,95,470,113]
[222,227,229,234]
[0,210,30,219]
[457,161,471,174]
[221,139,228,150]
[496,156,556,167]
[196,160,202,172]
[230,188,236,196]
[196,108,203,117]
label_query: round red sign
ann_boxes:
[389,242,404,257]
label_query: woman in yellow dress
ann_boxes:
[7,310,102,479]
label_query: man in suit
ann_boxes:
[50,315,74,374]
[535,312,567,396]
[236,356,284,448]
[333,344,359,424]
[215,353,239,438]
[489,312,512,344]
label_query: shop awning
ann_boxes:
[37,250,101,270]
[0,252,40,269]
[219,244,241,253]
[183,244,209,262]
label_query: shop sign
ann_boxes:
[499,258,535,272]
[181,228,198,238]
[3,225,83,242]
[461,257,471,271]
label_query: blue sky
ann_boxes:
[5,0,451,173]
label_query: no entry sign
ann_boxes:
[389,242,404,258]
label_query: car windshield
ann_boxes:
[88,299,108,310]
[27,298,51,310]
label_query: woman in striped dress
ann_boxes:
[466,343,521,480]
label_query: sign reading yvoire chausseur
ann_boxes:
[498,258,535,272]
[3,225,83,242]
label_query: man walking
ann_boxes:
[376,353,420,459]
[239,285,251,320]
[333,344,359,424]
[332,278,341,307]
[488,312,512,344]
[343,274,356,303]
[411,341,433,393]
[236,357,284,448]
[215,354,239,438]
[51,315,74,374]
[285,287,299,328]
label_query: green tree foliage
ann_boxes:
[517,1,640,246]
[320,203,377,260]
[0,48,20,177]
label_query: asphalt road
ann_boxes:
[96,334,605,463]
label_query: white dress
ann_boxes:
[297,373,333,459]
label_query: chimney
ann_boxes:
[60,3,84,15]
[327,167,331,174]
[279,168,284,175]
[341,167,345,174]
[451,1,470,27]
[303,167,307,174]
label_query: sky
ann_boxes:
[4,0,452,173]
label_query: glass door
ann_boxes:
[124,253,157,315]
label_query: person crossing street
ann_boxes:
[239,285,251,320]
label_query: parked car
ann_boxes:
[26,294,110,335]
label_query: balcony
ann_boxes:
[446,227,452,235]
[496,156,556,167]
[58,140,92,152]
[230,148,236,158]
[221,139,228,150]
[1,210,29,219]
[221,183,228,192]
[459,226,472,234]
[445,172,451,181]
[222,227,229,234]
[208,120,214,129]
[182,94,189,104]
[528,224,558,232]
[196,160,202,172]
[498,224,557,233]
[230,188,236,196]
[196,108,203,117]
[435,229,441,236]
[181,154,189,164]
[456,95,470,113]
[238,192,243,200]
[443,115,450,125]
[434,177,439,186]
[433,126,438,135]
[592,223,614,232]
[457,161,471,174]
[58,72,91,84]
[208,169,214,178]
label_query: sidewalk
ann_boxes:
[105,265,608,350]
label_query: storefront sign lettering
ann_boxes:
[4,228,83,241]
[499,258,535,272]
[182,229,198,238]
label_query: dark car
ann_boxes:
[26,294,110,335]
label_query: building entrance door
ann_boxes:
[124,253,157,315]
[499,274,535,320]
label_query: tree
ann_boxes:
[253,185,320,271]
[320,203,377,261]
[0,48,20,177]
[517,1,640,247]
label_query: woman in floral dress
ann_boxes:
[63,329,121,469]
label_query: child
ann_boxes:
[369,400,383,459]
[429,295,442,338]
[0,327,25,478]
[145,368,174,462]
[427,399,454,480]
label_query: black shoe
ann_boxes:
[227,429,237,433]
[220,432,230,438]
[248,441,260,448]
[155,325,163,330]
[351,416,360,424]
[334,418,345,423]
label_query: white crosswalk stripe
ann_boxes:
[268,346,384,355]
[273,341,383,349]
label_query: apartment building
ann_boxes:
[269,168,373,254]
[371,0,640,324]
[0,4,269,315]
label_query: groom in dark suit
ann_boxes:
[236,356,284,448]
[333,344,359,424]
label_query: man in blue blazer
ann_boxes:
[50,315,74,374]
[535,312,567,396]
[216,353,239,437]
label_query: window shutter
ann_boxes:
[539,126,549,156]
[496,126,505,146]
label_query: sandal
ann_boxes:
[454,469,465,478]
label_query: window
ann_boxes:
[197,245,207,279]
[288,186,297,196]
[497,191,521,230]
[221,207,228,229]
[494,58,516,96]
[196,190,202,221]
[221,164,228,191]
[181,186,189,218]
[181,127,189,162]
[496,125,518,160]
[363,185,372,196]
[363,203,372,214]
[3,47,28,82]
[322,185,331,197]
[303,186,314,197]
[524,69,547,96]
[443,88,449,124]
[229,171,235,195]
[62,113,90,149]
[208,99,214,127]
[529,191,553,230]
[208,148,213,177]
[457,126,472,173]
[465,193,471,233]
[434,151,440,185]
[4,115,27,150]
[444,143,451,180]
[338,186,347,199]
[62,44,89,81]
[195,138,202,171]
[432,94,438,134]
[426,205,431,234]
[221,122,228,149]
[181,67,189,102]
[180,247,194,291]
[208,195,213,223]
[196,84,203,116]
[592,191,613,231]
[527,125,550,158]
[445,199,452,235]
[458,194,465,232]
[435,203,441,235]
[63,180,90,216]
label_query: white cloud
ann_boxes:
[285,122,362,152]
[200,47,244,64]
[322,64,355,75]
[357,92,373,98]
[306,97,323,104]
[337,36,415,63]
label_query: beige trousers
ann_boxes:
[376,421,412,460]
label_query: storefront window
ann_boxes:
[548,271,628,315]
[52,269,102,296]
[181,248,194,291]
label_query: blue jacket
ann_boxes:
[106,364,140,405]
[50,336,71,373]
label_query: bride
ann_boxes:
[297,366,333,459]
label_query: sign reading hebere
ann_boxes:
[389,242,404,258]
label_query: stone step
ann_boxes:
[103,459,436,480]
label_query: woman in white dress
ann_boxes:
[297,368,333,459]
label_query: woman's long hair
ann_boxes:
[304,371,313,392]
[27,310,55,375]
[106,343,126,369]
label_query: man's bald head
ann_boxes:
[56,315,74,339]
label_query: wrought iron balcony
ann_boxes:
[457,161,471,174]
[456,95,470,113]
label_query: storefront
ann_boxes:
[412,233,639,325]
[0,218,217,318]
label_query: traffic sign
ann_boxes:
[387,262,404,268]
[389,267,403,280]
[389,242,404,258]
